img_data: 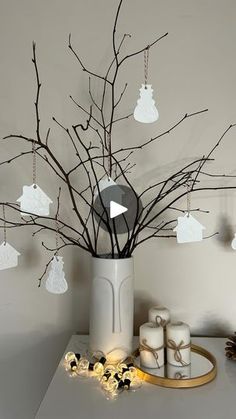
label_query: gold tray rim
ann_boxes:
[133,343,217,388]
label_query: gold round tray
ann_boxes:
[133,343,217,388]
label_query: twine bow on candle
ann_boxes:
[139,338,164,369]
[167,339,191,366]
[155,315,167,328]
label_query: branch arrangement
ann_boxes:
[1,0,236,285]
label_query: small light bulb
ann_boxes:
[77,357,89,371]
[93,356,106,377]
[122,370,132,381]
[123,378,131,389]
[65,351,75,362]
[100,375,108,386]
[129,366,137,379]
[117,362,128,372]
[70,360,77,371]
[88,363,94,372]
[104,365,116,376]
[114,371,122,382]
[107,376,119,392]
[93,362,104,377]
[75,353,81,361]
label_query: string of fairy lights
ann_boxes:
[64,351,142,399]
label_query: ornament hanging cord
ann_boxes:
[144,46,150,88]
[187,177,191,216]
[55,219,60,260]
[3,204,7,245]
[32,141,37,188]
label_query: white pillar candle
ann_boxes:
[148,306,170,327]
[167,363,191,379]
[139,322,164,369]
[166,321,191,366]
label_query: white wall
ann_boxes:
[0,0,236,417]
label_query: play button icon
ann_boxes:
[110,201,128,219]
[93,183,143,234]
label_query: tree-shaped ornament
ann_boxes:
[45,220,68,294]
[17,142,53,216]
[173,181,206,243]
[0,205,20,270]
[134,47,159,123]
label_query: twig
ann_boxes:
[68,34,112,85]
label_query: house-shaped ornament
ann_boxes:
[0,242,20,271]
[17,184,53,216]
[173,213,206,244]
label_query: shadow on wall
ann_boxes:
[216,214,234,250]
[133,157,196,198]
[0,328,70,419]
[134,290,160,335]
[134,292,233,337]
[70,249,91,334]
[193,313,231,337]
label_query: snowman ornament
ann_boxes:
[45,256,68,294]
[134,47,159,124]
[134,84,159,123]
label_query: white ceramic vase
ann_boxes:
[89,257,134,362]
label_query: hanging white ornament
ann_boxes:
[17,142,53,216]
[0,242,20,271]
[17,184,53,216]
[94,177,116,198]
[231,234,236,250]
[134,84,159,123]
[0,205,21,270]
[134,48,159,123]
[45,256,68,294]
[173,213,205,244]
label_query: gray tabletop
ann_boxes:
[36,335,236,419]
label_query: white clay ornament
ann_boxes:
[45,256,68,294]
[173,213,205,244]
[0,242,20,271]
[231,234,236,250]
[94,177,116,198]
[134,84,159,123]
[17,184,53,216]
